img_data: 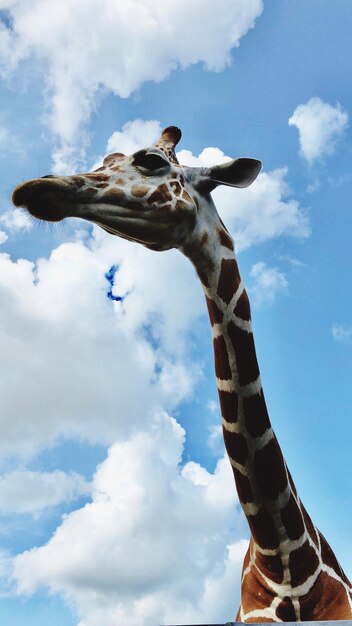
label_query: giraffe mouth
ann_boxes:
[12,178,77,222]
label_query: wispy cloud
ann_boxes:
[0,469,89,515]
[0,208,33,233]
[0,230,7,244]
[249,261,288,306]
[331,323,352,345]
[0,121,25,157]
[288,97,348,163]
[0,0,263,172]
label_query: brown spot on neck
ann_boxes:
[218,227,234,251]
[276,597,297,621]
[213,335,232,380]
[234,470,254,504]
[242,392,270,437]
[234,289,251,321]
[253,436,288,500]
[217,258,241,304]
[255,552,284,584]
[280,493,305,540]
[223,429,248,465]
[227,322,260,386]
[206,297,223,325]
[289,540,319,587]
[218,390,238,422]
[248,508,280,550]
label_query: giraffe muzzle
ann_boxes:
[12,178,76,222]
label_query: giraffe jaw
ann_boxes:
[78,204,193,251]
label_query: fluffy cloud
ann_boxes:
[0,0,263,171]
[288,97,349,163]
[249,261,288,306]
[0,229,203,459]
[0,229,8,244]
[179,147,310,251]
[106,119,162,158]
[91,119,163,170]
[11,415,247,626]
[331,323,352,345]
[0,469,89,514]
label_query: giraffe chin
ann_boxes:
[96,221,177,252]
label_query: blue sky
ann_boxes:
[0,1,351,625]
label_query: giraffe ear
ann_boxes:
[207,158,262,189]
[158,126,182,148]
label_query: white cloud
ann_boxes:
[207,399,218,414]
[0,228,204,459]
[11,415,247,626]
[179,147,310,250]
[0,120,24,156]
[208,424,224,456]
[0,0,263,171]
[331,323,352,345]
[249,261,288,306]
[0,469,89,514]
[0,123,10,150]
[91,119,163,170]
[0,229,8,244]
[0,208,32,232]
[288,97,349,163]
[107,119,162,158]
[278,254,305,270]
[206,401,224,455]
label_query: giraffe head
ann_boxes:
[12,126,261,252]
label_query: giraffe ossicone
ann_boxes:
[12,126,352,622]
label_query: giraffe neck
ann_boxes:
[182,216,352,621]
[184,231,301,549]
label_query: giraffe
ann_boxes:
[12,126,352,622]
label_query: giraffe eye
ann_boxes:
[134,152,168,171]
